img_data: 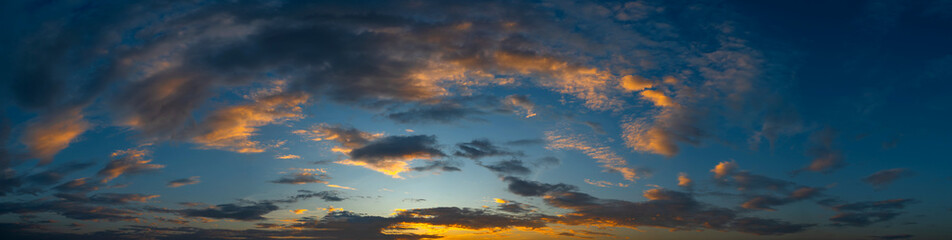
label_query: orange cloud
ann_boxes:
[290,209,308,214]
[190,82,308,153]
[619,75,653,91]
[639,89,677,107]
[493,51,620,110]
[20,108,89,163]
[326,184,357,191]
[276,154,301,159]
[678,172,693,187]
[622,119,678,157]
[711,160,738,179]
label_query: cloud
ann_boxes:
[188,84,308,153]
[829,199,916,227]
[639,90,677,107]
[711,160,738,179]
[52,178,102,192]
[19,108,89,163]
[276,154,301,159]
[296,124,382,150]
[678,172,693,188]
[167,176,200,188]
[545,188,812,235]
[291,209,308,214]
[387,103,486,124]
[505,138,545,146]
[85,193,160,204]
[503,177,578,197]
[584,179,629,188]
[23,161,95,186]
[410,160,461,173]
[868,234,913,240]
[506,94,537,118]
[619,75,653,91]
[741,187,822,211]
[799,128,845,173]
[162,201,279,221]
[342,135,446,178]
[454,139,524,159]
[546,131,646,181]
[481,159,532,176]
[301,125,447,178]
[97,149,164,183]
[289,190,347,202]
[271,172,330,185]
[862,168,912,189]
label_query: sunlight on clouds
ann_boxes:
[335,159,413,179]
[678,172,693,187]
[276,154,301,159]
[622,117,678,157]
[584,179,630,188]
[190,82,308,153]
[639,89,677,108]
[493,51,620,110]
[100,148,165,183]
[326,184,357,190]
[545,131,642,181]
[290,209,308,214]
[711,160,738,179]
[20,108,89,163]
[619,75,653,91]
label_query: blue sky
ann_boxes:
[1,0,951,239]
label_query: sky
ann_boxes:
[0,0,951,239]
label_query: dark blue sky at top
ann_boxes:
[0,0,951,239]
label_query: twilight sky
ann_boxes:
[1,0,951,239]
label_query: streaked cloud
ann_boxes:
[546,130,645,181]
[862,168,912,189]
[166,176,200,188]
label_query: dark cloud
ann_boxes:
[0,200,142,222]
[351,135,445,161]
[52,178,102,192]
[868,234,914,240]
[287,190,346,202]
[52,192,159,205]
[411,160,461,172]
[481,159,532,176]
[394,207,546,229]
[502,177,578,197]
[832,199,915,212]
[829,199,915,227]
[862,168,912,189]
[387,103,486,124]
[24,161,95,186]
[454,139,523,160]
[545,188,812,235]
[496,200,536,214]
[166,176,200,188]
[505,138,545,146]
[153,201,279,221]
[271,172,330,185]
[741,187,822,211]
[297,124,378,149]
